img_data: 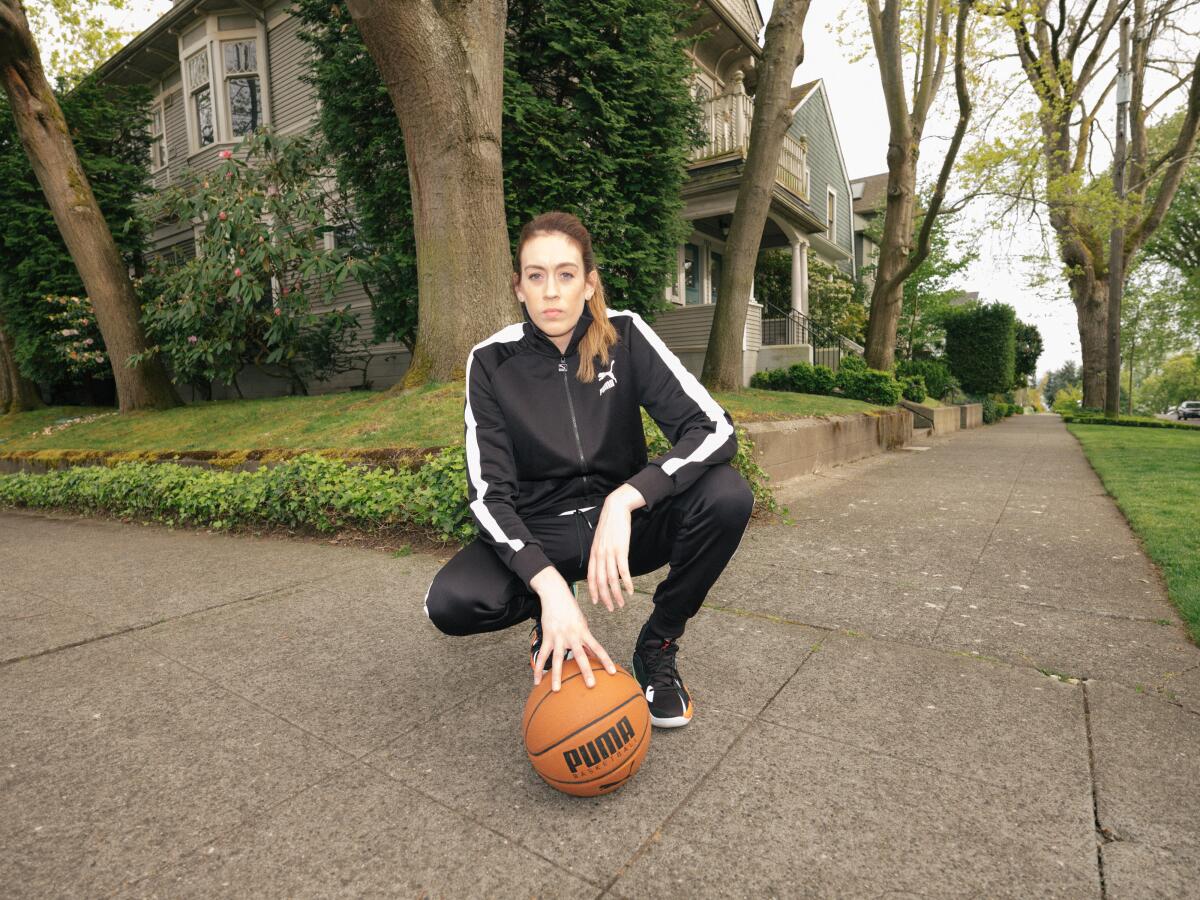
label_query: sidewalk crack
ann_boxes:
[935,432,1039,645]
[1082,681,1117,900]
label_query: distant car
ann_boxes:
[1179,401,1200,420]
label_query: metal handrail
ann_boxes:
[760,308,865,367]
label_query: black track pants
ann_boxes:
[423,463,754,641]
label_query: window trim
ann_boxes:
[826,186,837,241]
[183,45,217,153]
[149,97,168,173]
[219,36,264,141]
[177,13,272,157]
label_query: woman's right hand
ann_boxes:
[530,567,617,692]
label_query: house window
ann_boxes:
[222,39,261,137]
[683,243,701,305]
[149,102,167,171]
[826,187,837,240]
[186,49,214,148]
[709,251,722,304]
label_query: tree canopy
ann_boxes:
[296,0,702,354]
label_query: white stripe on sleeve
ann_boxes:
[464,323,528,553]
[607,309,734,476]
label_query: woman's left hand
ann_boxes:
[587,484,645,612]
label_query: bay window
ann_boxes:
[149,101,167,171]
[186,48,215,148]
[222,39,262,137]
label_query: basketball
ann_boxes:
[522,658,651,797]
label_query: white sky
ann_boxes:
[118,0,1175,379]
[759,0,1086,379]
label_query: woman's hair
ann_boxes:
[512,210,618,382]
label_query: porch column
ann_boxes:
[791,237,809,317]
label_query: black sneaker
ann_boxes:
[632,625,693,728]
[529,618,572,673]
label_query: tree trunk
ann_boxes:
[0,1,180,412]
[345,0,516,386]
[0,320,42,413]
[864,148,916,370]
[1072,275,1109,409]
[701,0,812,391]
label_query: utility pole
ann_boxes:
[1105,17,1131,418]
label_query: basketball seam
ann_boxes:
[528,693,647,758]
[540,722,651,788]
[521,663,629,744]
[523,669,587,744]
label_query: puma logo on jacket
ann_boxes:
[462,304,738,590]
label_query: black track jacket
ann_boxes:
[464,303,738,591]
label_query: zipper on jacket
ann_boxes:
[560,356,591,491]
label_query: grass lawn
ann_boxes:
[0,386,883,453]
[1068,423,1200,644]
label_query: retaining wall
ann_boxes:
[960,404,983,429]
[899,400,960,435]
[743,408,914,484]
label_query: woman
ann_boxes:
[423,211,753,728]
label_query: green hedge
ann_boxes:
[1061,415,1200,431]
[900,375,927,403]
[749,361,836,395]
[836,366,902,405]
[980,396,999,424]
[750,356,901,406]
[894,358,955,400]
[0,421,783,538]
[944,304,1017,394]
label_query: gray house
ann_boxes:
[97,0,859,397]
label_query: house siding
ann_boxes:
[267,15,317,135]
[788,89,853,273]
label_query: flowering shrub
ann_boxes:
[133,129,374,394]
[43,295,108,379]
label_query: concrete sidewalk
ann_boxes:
[2,415,1197,898]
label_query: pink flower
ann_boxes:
[273,307,281,316]
[218,211,227,221]
[281,285,289,295]
[219,149,233,160]
[234,267,242,277]
[187,335,198,344]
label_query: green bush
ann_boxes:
[894,358,954,400]
[980,396,998,424]
[749,369,784,391]
[0,426,783,538]
[1013,405,1025,415]
[836,366,903,405]
[1052,385,1083,415]
[943,303,1017,394]
[750,362,836,396]
[750,355,901,406]
[785,362,836,395]
[838,353,868,374]
[900,375,927,403]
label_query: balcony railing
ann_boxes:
[690,72,810,203]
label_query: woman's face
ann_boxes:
[515,232,596,351]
